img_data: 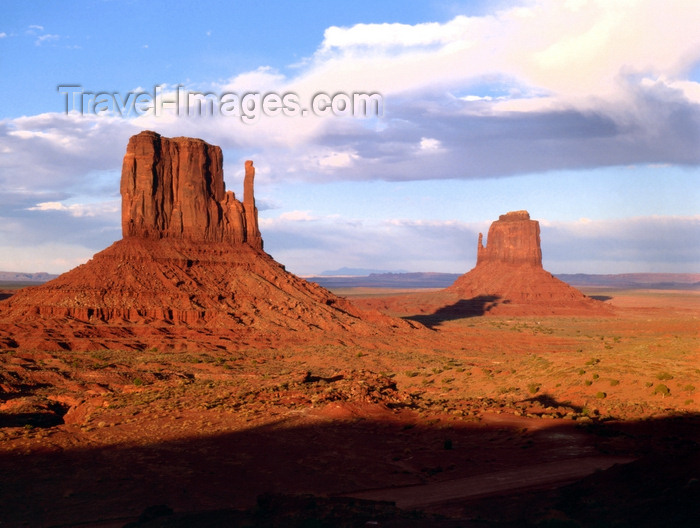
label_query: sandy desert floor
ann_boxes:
[0,287,698,526]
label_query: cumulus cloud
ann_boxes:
[5,0,700,185]
[0,113,138,192]
[27,200,119,218]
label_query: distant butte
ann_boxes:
[353,210,610,320]
[476,211,541,267]
[0,131,408,351]
[447,210,606,314]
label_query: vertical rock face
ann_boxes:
[121,130,262,248]
[476,210,542,267]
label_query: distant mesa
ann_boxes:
[0,131,406,351]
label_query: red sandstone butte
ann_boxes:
[448,210,606,314]
[0,131,406,351]
[352,210,609,319]
[476,210,541,267]
[121,130,262,249]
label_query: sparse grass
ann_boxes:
[653,384,671,396]
[656,372,674,381]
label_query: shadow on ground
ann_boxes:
[589,295,613,302]
[519,394,584,414]
[405,296,502,328]
[1,410,699,527]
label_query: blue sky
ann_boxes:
[1,0,699,275]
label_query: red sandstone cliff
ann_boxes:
[121,131,262,249]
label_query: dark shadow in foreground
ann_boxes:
[1,410,699,527]
[405,296,502,329]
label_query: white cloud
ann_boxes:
[0,243,95,274]
[318,150,358,169]
[35,34,59,46]
[278,210,317,222]
[321,17,475,50]
[419,137,443,152]
[28,200,119,218]
[0,32,7,39]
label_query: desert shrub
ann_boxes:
[683,384,695,392]
[645,381,653,388]
[609,379,620,386]
[585,380,593,386]
[577,369,586,375]
[656,372,674,381]
[585,358,600,366]
[653,384,671,396]
[527,383,540,394]
[595,391,607,399]
[404,371,419,378]
[133,377,144,386]
[592,373,599,380]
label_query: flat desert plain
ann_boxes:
[0,287,698,527]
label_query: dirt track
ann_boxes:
[346,455,635,508]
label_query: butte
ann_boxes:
[0,131,407,351]
[356,210,610,322]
